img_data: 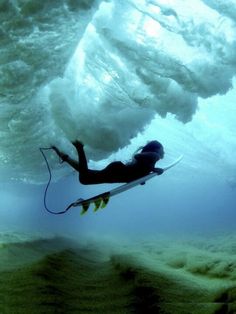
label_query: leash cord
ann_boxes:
[39,148,73,215]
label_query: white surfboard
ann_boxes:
[72,155,183,215]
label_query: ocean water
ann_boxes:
[0,0,236,313]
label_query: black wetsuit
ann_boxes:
[52,142,163,185]
[77,145,159,184]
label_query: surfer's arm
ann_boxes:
[153,167,164,175]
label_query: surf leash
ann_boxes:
[39,147,75,215]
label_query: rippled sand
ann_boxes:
[0,232,235,313]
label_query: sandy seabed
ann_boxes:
[0,231,235,314]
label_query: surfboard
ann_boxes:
[72,155,183,215]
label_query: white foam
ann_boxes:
[1,0,236,182]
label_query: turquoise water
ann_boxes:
[0,1,236,312]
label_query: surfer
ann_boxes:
[52,140,164,185]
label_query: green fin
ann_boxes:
[93,198,103,212]
[80,203,90,215]
[101,195,110,208]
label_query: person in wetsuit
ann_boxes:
[52,140,164,185]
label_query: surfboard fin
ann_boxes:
[80,203,90,215]
[92,194,110,212]
[101,195,110,208]
[93,198,103,212]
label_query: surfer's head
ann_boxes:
[141,140,164,159]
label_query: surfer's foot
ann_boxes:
[72,140,84,150]
[51,146,69,162]
[51,145,60,154]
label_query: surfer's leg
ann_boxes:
[79,161,128,184]
[71,141,106,184]
[71,141,130,184]
[72,140,88,172]
[52,146,80,171]
[65,157,81,171]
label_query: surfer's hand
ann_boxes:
[154,168,164,175]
